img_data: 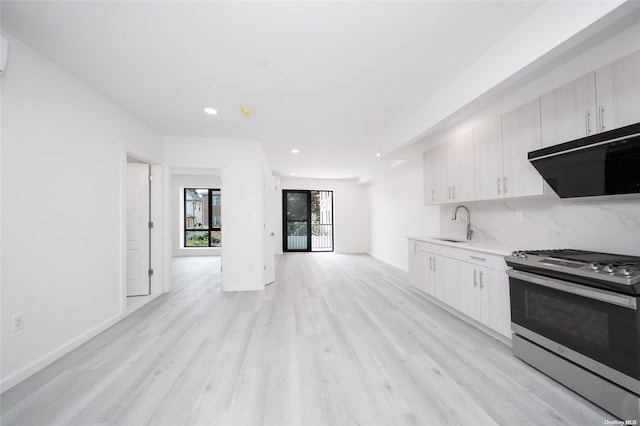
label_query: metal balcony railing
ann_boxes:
[311,223,333,251]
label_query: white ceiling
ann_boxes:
[0,1,616,180]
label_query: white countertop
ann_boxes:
[407,236,514,257]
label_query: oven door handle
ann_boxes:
[507,269,637,310]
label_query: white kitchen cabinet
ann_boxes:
[485,268,511,338]
[541,73,597,148]
[408,240,420,288]
[416,248,431,295]
[424,130,474,204]
[432,254,455,306]
[457,262,484,323]
[409,240,439,297]
[426,100,545,204]
[445,130,475,203]
[456,252,511,339]
[473,116,504,200]
[423,146,446,204]
[407,238,512,340]
[501,98,544,198]
[540,50,640,148]
[595,50,640,132]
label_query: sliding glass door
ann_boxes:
[283,190,333,252]
[284,190,310,251]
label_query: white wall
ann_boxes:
[1,34,163,391]
[164,137,264,292]
[171,174,222,257]
[368,161,440,271]
[278,177,370,255]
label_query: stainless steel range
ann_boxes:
[505,249,640,421]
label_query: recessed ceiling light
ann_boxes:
[347,174,353,178]
[204,107,218,115]
[376,153,381,157]
[291,149,300,154]
[290,172,296,176]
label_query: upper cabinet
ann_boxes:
[424,50,640,205]
[423,145,446,204]
[446,130,475,203]
[424,130,474,204]
[541,73,597,148]
[541,50,640,148]
[501,98,544,198]
[473,117,504,200]
[474,100,544,201]
[595,50,640,132]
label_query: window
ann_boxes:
[184,188,221,247]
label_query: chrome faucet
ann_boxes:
[451,205,473,240]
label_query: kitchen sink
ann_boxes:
[432,238,467,243]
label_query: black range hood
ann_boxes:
[528,122,640,200]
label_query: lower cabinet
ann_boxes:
[408,239,511,340]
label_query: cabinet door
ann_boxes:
[482,268,511,338]
[408,240,419,288]
[423,147,447,204]
[447,130,475,202]
[473,117,504,200]
[416,249,431,294]
[501,98,544,198]
[541,72,597,148]
[595,50,640,132]
[432,255,454,305]
[458,263,484,322]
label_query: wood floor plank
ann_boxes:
[1,254,613,426]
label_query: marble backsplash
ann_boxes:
[440,197,640,256]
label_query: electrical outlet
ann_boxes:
[12,313,24,331]
[515,211,524,222]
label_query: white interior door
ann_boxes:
[127,163,150,296]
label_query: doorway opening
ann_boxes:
[283,190,333,252]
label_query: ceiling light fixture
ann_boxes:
[376,153,381,157]
[204,107,218,115]
[291,149,300,154]
[240,106,253,117]
[347,174,353,178]
[290,172,296,176]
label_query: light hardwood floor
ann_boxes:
[1,254,610,426]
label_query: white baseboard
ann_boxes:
[367,252,407,273]
[0,311,124,393]
[222,285,264,292]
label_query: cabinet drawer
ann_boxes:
[414,241,434,254]
[454,248,506,270]
[437,245,456,258]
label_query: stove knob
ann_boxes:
[512,251,520,257]
[617,267,633,277]
[603,264,616,273]
[519,252,528,259]
[588,262,601,271]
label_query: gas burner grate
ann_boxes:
[521,249,640,267]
